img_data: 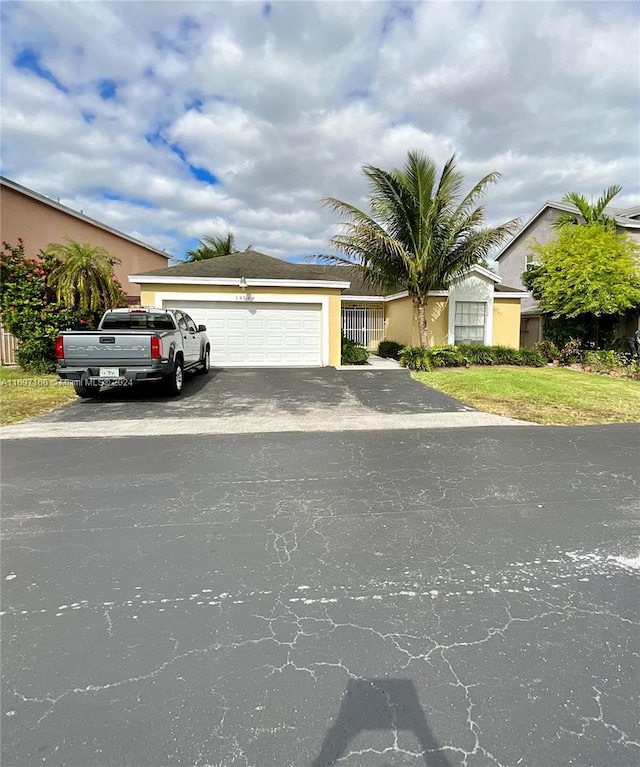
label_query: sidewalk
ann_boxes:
[337,354,403,371]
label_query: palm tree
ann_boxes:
[44,238,125,313]
[553,185,622,229]
[318,151,519,348]
[185,233,251,261]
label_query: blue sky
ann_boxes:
[1,1,638,263]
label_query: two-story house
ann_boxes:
[0,176,171,363]
[494,201,640,347]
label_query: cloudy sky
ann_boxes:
[1,0,638,264]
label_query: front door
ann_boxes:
[342,307,368,347]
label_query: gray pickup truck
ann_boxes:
[56,308,210,398]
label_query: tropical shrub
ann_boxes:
[399,346,432,371]
[534,339,560,362]
[582,350,624,372]
[559,337,583,364]
[377,340,404,360]
[457,344,495,365]
[427,345,468,368]
[341,335,368,365]
[400,343,544,370]
[490,345,522,365]
[516,348,545,367]
[0,240,123,373]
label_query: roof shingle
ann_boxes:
[135,250,384,295]
[134,251,522,297]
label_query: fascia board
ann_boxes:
[129,275,351,289]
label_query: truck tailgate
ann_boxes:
[62,332,153,365]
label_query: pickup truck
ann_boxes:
[56,308,210,398]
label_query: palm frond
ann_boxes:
[558,185,623,228]
[186,232,240,261]
[595,184,622,217]
[561,192,591,221]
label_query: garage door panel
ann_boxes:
[162,301,322,367]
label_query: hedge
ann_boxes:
[399,344,545,371]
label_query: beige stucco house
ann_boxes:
[495,201,640,347]
[0,176,170,301]
[130,251,525,368]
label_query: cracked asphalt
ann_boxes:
[1,421,638,766]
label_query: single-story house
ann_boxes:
[130,251,526,368]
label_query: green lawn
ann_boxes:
[413,366,640,425]
[0,366,76,425]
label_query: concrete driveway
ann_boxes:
[0,368,529,438]
[1,424,638,766]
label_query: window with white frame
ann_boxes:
[454,302,486,345]
[525,252,540,267]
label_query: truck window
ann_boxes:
[101,312,176,330]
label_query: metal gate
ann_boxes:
[341,306,384,349]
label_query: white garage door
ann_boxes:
[163,300,323,367]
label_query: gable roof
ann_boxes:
[494,199,640,261]
[0,176,170,260]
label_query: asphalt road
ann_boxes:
[1,425,639,767]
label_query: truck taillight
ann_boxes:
[55,336,64,359]
[151,337,162,359]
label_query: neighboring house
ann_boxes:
[0,176,170,302]
[494,201,640,347]
[130,251,525,368]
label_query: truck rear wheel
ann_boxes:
[164,359,184,396]
[73,383,97,399]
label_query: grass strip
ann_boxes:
[0,367,76,425]
[413,366,639,425]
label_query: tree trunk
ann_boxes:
[415,296,429,349]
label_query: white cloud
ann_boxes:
[1,0,638,263]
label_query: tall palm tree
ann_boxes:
[185,233,251,261]
[44,238,124,312]
[553,185,622,229]
[318,151,519,348]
